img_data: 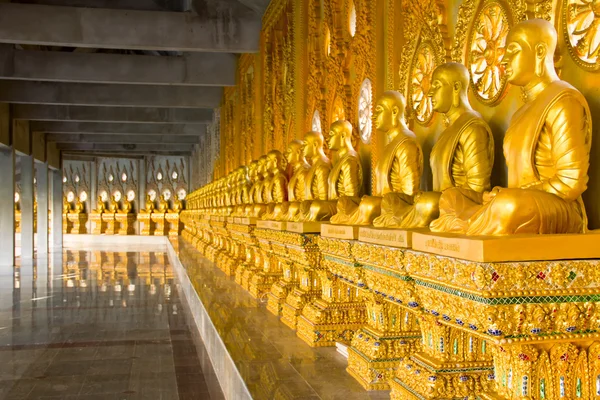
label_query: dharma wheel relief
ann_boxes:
[184,0,600,398]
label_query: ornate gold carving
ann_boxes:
[563,0,600,71]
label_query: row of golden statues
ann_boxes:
[190,19,591,238]
[180,20,600,400]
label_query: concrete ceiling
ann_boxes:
[0,0,268,158]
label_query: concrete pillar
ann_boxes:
[20,154,34,262]
[0,146,15,266]
[36,162,49,256]
[49,169,62,251]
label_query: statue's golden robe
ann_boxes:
[465,81,591,235]
[297,158,334,222]
[329,151,363,224]
[429,110,495,232]
[280,164,310,221]
[261,173,288,220]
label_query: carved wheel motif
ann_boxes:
[564,0,600,71]
[410,42,436,125]
[468,2,510,104]
[357,78,373,144]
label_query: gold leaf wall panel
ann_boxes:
[210,0,600,228]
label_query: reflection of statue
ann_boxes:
[94,196,106,214]
[437,20,591,235]
[327,120,364,224]
[121,199,132,213]
[409,62,495,231]
[73,198,84,214]
[157,194,169,213]
[63,196,71,214]
[109,195,119,213]
[261,150,288,220]
[281,139,310,221]
[296,131,333,221]
[143,194,155,213]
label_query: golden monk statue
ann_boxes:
[261,150,289,220]
[327,120,364,224]
[121,199,132,213]
[73,198,84,214]
[171,197,183,213]
[250,156,269,218]
[157,194,169,213]
[109,195,119,213]
[280,139,311,221]
[296,131,334,221]
[143,194,155,213]
[94,195,106,214]
[404,62,495,232]
[244,160,260,215]
[63,196,71,214]
[435,20,591,235]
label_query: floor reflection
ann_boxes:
[0,245,222,400]
[176,240,390,400]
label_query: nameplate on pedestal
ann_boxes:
[358,227,415,248]
[233,217,242,224]
[257,220,286,230]
[321,224,360,240]
[413,231,600,262]
[286,222,322,233]
[226,216,236,223]
[239,217,257,225]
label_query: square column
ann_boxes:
[50,169,63,251]
[36,163,49,256]
[20,155,34,262]
[0,146,15,266]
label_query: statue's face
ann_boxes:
[327,124,344,151]
[248,162,258,179]
[374,98,396,131]
[501,32,536,87]
[284,144,300,164]
[258,158,267,175]
[428,72,453,113]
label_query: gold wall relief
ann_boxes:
[563,0,600,71]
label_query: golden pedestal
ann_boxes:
[248,228,283,298]
[62,213,70,234]
[151,212,167,236]
[90,213,105,234]
[15,211,21,233]
[165,212,182,237]
[296,236,367,347]
[101,213,117,235]
[138,213,154,236]
[67,213,87,234]
[116,213,135,235]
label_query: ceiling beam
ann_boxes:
[0,80,222,108]
[56,142,193,153]
[0,3,260,53]
[0,47,236,86]
[13,105,213,124]
[48,133,200,144]
[11,0,185,12]
[31,121,206,135]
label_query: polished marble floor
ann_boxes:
[175,240,390,400]
[0,244,223,400]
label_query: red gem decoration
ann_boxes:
[537,272,547,280]
[560,353,569,361]
[491,272,500,282]
[518,353,530,361]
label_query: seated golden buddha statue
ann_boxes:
[121,198,132,214]
[170,197,183,213]
[73,198,85,214]
[325,91,425,227]
[93,196,106,214]
[279,139,310,221]
[295,131,334,221]
[326,120,364,224]
[250,155,269,218]
[108,195,119,213]
[261,150,289,220]
[157,194,169,213]
[143,194,155,213]
[243,160,259,215]
[63,196,71,214]
[436,19,591,235]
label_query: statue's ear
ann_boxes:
[453,81,462,93]
[535,42,547,60]
[391,105,399,117]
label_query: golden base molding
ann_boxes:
[412,231,600,262]
[67,213,87,234]
[266,280,298,317]
[248,272,281,299]
[138,213,154,236]
[296,298,367,347]
[115,213,135,235]
[281,288,321,330]
[346,327,422,391]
